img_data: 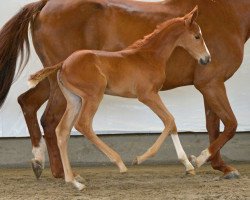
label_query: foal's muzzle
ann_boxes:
[199,56,211,65]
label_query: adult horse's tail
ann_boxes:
[0,0,48,108]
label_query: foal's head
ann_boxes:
[177,6,211,65]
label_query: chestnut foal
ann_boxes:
[28,7,210,190]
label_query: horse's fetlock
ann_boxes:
[211,162,224,170]
[178,154,187,163]
[226,120,238,132]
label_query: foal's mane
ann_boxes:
[127,17,183,50]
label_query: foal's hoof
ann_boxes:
[74,174,85,183]
[31,159,43,179]
[222,170,240,179]
[132,156,141,165]
[189,155,198,168]
[186,169,196,176]
[72,180,86,191]
[119,166,128,174]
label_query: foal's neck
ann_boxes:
[128,19,184,64]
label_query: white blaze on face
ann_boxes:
[32,137,46,167]
[203,41,211,58]
[199,27,211,60]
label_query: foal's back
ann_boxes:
[60,49,165,98]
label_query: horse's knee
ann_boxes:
[224,119,237,139]
[137,93,153,104]
[75,121,95,140]
[169,119,177,132]
[163,116,176,133]
[228,119,237,132]
[75,121,89,133]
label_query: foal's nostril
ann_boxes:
[199,58,207,65]
[206,55,211,63]
[199,56,211,65]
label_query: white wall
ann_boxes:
[0,0,249,137]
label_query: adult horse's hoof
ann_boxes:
[186,169,196,176]
[31,159,43,179]
[222,170,240,179]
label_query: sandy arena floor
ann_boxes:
[0,163,249,200]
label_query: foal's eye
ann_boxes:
[195,35,200,40]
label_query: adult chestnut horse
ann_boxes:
[28,9,210,189]
[0,0,249,179]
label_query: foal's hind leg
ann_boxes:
[134,91,194,175]
[56,81,85,190]
[75,94,127,173]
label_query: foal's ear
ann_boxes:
[184,6,198,27]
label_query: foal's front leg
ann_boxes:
[134,91,195,175]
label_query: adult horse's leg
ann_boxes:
[21,68,65,178]
[204,99,239,179]
[40,79,65,178]
[18,78,49,179]
[191,82,240,178]
[134,91,195,175]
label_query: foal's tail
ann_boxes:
[28,62,63,88]
[0,0,48,108]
